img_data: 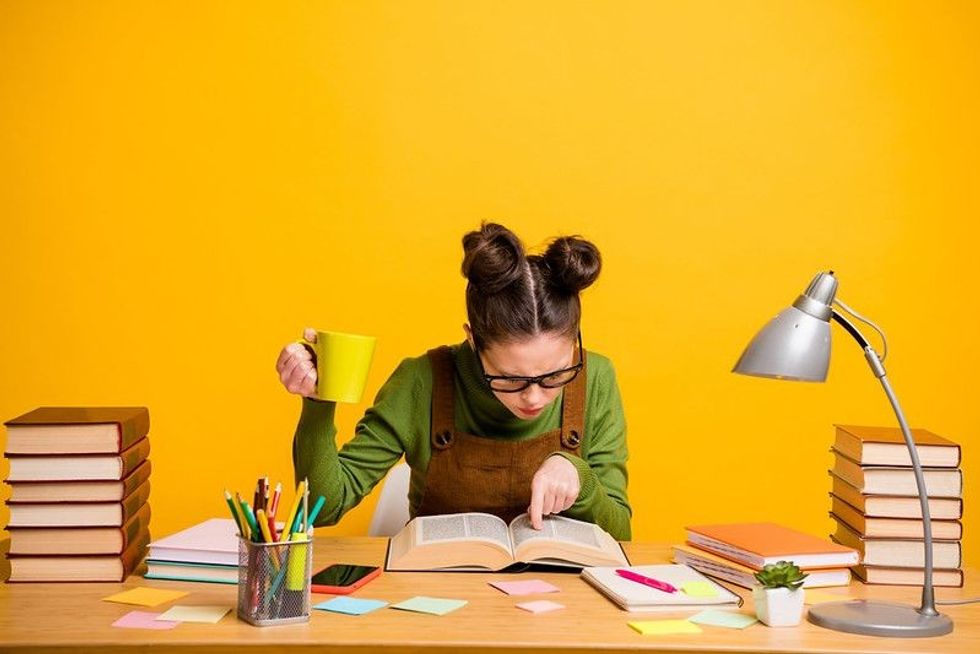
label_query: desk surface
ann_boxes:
[0,537,976,653]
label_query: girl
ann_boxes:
[276,223,630,539]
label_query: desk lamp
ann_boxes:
[732,271,953,637]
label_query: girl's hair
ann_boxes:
[461,222,601,349]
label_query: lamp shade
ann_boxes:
[732,306,831,381]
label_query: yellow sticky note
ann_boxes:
[681,581,719,597]
[157,605,232,624]
[103,587,189,607]
[805,590,849,605]
[628,620,703,635]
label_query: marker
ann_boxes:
[615,569,677,593]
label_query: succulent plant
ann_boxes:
[753,561,808,591]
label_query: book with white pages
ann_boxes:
[147,518,282,567]
[580,564,743,612]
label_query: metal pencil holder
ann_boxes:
[237,535,312,626]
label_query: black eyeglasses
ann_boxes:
[475,332,584,393]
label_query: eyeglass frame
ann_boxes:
[473,331,585,393]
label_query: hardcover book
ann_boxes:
[4,407,150,454]
[833,424,960,468]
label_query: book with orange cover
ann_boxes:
[834,424,960,468]
[7,531,149,582]
[685,522,859,569]
[8,502,151,555]
[852,564,964,588]
[4,407,150,454]
[829,473,962,520]
[829,495,962,540]
[6,460,151,503]
[5,437,150,481]
[6,480,150,527]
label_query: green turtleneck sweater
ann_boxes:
[292,342,631,540]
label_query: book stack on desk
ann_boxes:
[3,407,152,582]
[672,522,858,589]
[144,518,242,584]
[829,424,964,587]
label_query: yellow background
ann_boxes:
[1,2,977,565]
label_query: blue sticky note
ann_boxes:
[391,596,467,616]
[313,597,388,616]
[688,609,758,629]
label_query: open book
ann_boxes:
[385,513,629,572]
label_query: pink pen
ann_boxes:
[615,569,678,593]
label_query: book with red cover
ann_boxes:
[6,480,150,527]
[5,437,150,481]
[6,460,151,503]
[4,407,150,454]
[685,522,859,570]
[6,531,149,582]
[8,502,151,555]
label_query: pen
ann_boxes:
[616,569,678,593]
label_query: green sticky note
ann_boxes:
[391,596,467,616]
[681,581,719,597]
[628,619,703,635]
[688,609,758,629]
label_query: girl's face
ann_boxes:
[468,328,578,420]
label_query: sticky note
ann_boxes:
[688,609,758,629]
[805,590,849,605]
[628,619,703,635]
[156,605,232,624]
[391,596,467,616]
[111,611,180,630]
[681,581,719,597]
[314,597,388,615]
[489,579,561,596]
[516,600,565,614]
[102,587,189,607]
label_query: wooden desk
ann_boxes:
[0,537,976,653]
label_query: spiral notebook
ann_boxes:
[581,564,743,612]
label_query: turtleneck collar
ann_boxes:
[452,340,561,438]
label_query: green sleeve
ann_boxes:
[292,359,422,526]
[554,360,632,540]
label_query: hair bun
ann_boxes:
[542,236,602,293]
[461,222,526,294]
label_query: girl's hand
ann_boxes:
[276,328,318,398]
[527,455,580,529]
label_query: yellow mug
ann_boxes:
[297,329,376,403]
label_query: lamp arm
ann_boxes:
[831,310,938,616]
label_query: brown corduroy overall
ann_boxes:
[416,346,586,523]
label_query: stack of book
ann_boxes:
[3,407,151,582]
[144,518,241,584]
[829,424,964,587]
[672,522,858,589]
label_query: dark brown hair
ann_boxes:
[461,222,601,349]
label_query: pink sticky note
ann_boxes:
[516,600,565,614]
[112,610,180,630]
[489,579,561,596]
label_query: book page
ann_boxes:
[509,514,600,550]
[417,513,512,551]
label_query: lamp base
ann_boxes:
[808,600,953,638]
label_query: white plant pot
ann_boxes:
[752,586,805,627]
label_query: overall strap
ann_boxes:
[560,351,587,452]
[426,346,456,450]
